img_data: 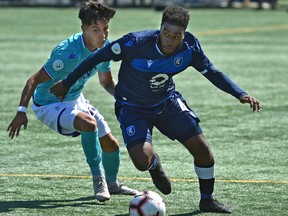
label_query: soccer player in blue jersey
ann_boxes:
[50,5,261,213]
[7,1,138,202]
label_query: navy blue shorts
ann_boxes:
[115,92,202,149]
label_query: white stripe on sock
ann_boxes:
[194,165,215,179]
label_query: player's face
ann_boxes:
[82,19,110,51]
[158,22,185,55]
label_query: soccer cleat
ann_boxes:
[149,153,172,195]
[108,182,139,195]
[199,197,232,213]
[93,176,111,202]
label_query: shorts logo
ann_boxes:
[126,125,135,136]
[174,57,183,67]
[52,59,64,71]
[111,43,121,54]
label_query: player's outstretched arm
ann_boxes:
[7,68,51,139]
[201,68,261,113]
[239,94,262,112]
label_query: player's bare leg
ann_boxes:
[128,142,171,195]
[182,134,232,213]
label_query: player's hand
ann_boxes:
[50,80,69,101]
[7,112,28,139]
[239,95,262,112]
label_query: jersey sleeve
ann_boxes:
[190,36,214,72]
[190,35,247,99]
[62,34,134,88]
[44,46,79,80]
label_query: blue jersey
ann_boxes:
[63,30,247,107]
[33,33,111,106]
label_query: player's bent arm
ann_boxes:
[98,70,116,96]
[202,68,247,99]
[7,67,52,139]
[202,68,261,112]
[19,67,52,107]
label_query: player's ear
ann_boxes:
[81,24,90,36]
[81,24,86,33]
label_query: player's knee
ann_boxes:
[100,134,120,152]
[74,113,98,132]
[194,142,214,166]
[129,143,153,171]
[82,116,97,132]
[184,136,211,156]
[199,142,213,156]
[131,154,151,171]
[135,162,150,171]
[105,139,120,152]
[184,135,214,165]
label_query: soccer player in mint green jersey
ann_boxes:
[7,1,138,202]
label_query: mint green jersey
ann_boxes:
[33,33,111,106]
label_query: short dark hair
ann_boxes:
[161,5,190,30]
[79,0,116,26]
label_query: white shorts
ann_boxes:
[32,93,111,138]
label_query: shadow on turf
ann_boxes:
[115,210,202,216]
[1,196,203,215]
[0,196,107,213]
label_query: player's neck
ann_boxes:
[82,35,98,52]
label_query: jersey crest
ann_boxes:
[174,57,183,67]
[52,59,64,71]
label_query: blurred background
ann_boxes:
[0,0,287,11]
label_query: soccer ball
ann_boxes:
[129,190,166,216]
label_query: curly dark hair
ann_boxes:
[161,5,190,30]
[79,0,116,26]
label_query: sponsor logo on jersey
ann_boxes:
[174,57,183,67]
[52,59,64,71]
[126,125,135,136]
[111,43,121,54]
[149,74,169,90]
